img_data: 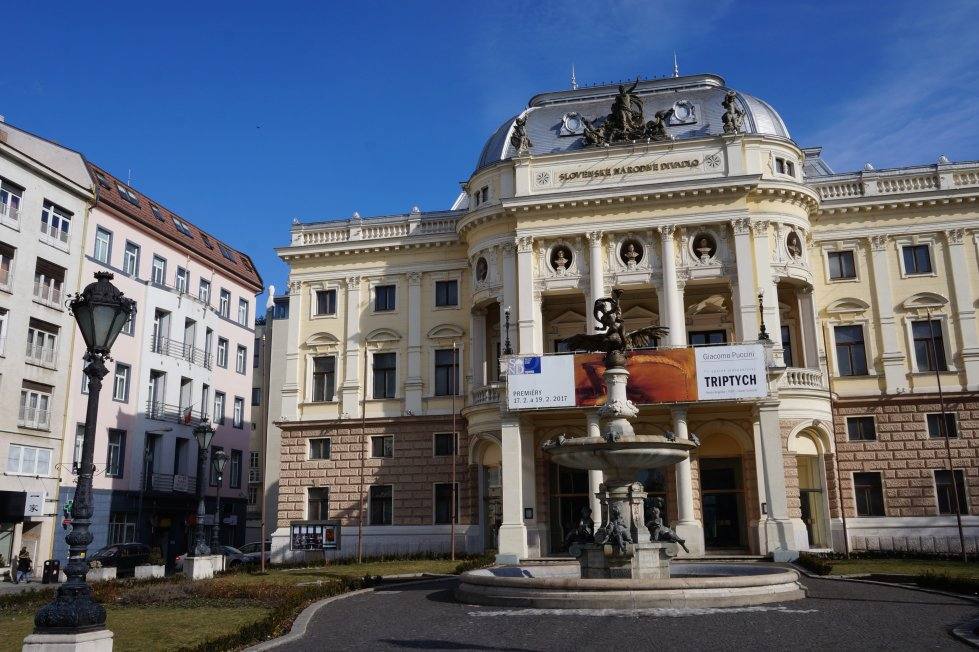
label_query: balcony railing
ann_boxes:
[18,406,50,430]
[778,367,827,391]
[145,400,208,425]
[809,160,979,204]
[248,468,261,483]
[470,382,504,406]
[147,472,196,494]
[151,336,213,369]
[0,201,19,228]
[26,343,57,367]
[33,282,64,309]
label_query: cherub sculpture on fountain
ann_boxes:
[596,505,633,556]
[646,497,689,553]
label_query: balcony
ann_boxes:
[777,367,827,391]
[39,223,69,250]
[33,282,64,310]
[146,472,196,494]
[151,336,213,369]
[145,400,208,425]
[0,201,19,230]
[470,382,504,407]
[26,342,57,368]
[18,406,50,430]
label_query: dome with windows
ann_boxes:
[475,73,790,172]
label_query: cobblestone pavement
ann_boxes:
[279,573,978,651]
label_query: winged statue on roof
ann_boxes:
[561,288,669,359]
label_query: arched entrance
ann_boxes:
[697,432,748,551]
[791,428,831,549]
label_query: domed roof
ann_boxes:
[474,74,790,172]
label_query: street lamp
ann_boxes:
[191,421,216,557]
[34,272,136,636]
[210,450,228,551]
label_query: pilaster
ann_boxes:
[671,406,704,557]
[497,415,528,563]
[659,226,686,346]
[515,237,535,353]
[340,275,363,417]
[281,279,303,420]
[753,221,783,362]
[797,285,820,369]
[753,401,805,559]
[948,229,979,388]
[471,308,487,388]
[867,234,907,392]
[730,218,758,340]
[404,271,423,413]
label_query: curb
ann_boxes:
[244,575,456,651]
[953,615,979,649]
[789,563,979,605]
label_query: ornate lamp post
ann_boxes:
[191,421,216,557]
[210,450,228,551]
[34,272,136,636]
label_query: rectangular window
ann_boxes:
[175,267,189,294]
[123,241,140,277]
[251,387,261,405]
[112,363,131,402]
[780,324,794,367]
[151,255,167,286]
[213,392,226,425]
[902,244,933,275]
[827,250,856,280]
[107,513,136,545]
[219,290,231,317]
[935,470,968,515]
[0,244,14,289]
[435,280,458,307]
[249,451,260,482]
[846,416,876,442]
[315,289,337,316]
[121,312,135,336]
[309,438,331,460]
[434,483,458,525]
[312,356,336,402]
[247,485,258,506]
[238,298,249,325]
[927,413,957,439]
[116,183,140,207]
[73,424,84,472]
[688,330,727,346]
[371,435,393,458]
[218,242,237,263]
[106,429,125,478]
[151,204,164,221]
[209,446,224,486]
[94,227,112,264]
[40,201,71,244]
[33,263,64,308]
[26,325,58,366]
[372,352,397,398]
[434,348,460,396]
[253,338,260,368]
[433,432,457,456]
[368,485,393,525]
[307,487,329,520]
[0,179,23,222]
[19,388,52,429]
[199,279,211,305]
[233,397,244,428]
[230,449,242,489]
[217,338,228,368]
[853,472,885,517]
[236,345,247,374]
[374,284,396,312]
[912,320,947,372]
[6,444,52,476]
[834,325,868,376]
[171,215,194,237]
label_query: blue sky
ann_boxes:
[4,1,978,296]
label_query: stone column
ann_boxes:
[731,218,758,341]
[867,234,907,392]
[281,279,304,420]
[339,275,362,417]
[497,415,528,563]
[515,236,535,353]
[796,286,820,369]
[533,290,544,354]
[659,226,686,346]
[949,229,979,388]
[405,272,423,414]
[585,412,603,529]
[471,308,487,388]
[671,407,704,556]
[753,401,805,560]
[521,421,540,556]
[753,221,783,361]
[587,231,605,333]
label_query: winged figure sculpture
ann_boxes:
[562,288,669,355]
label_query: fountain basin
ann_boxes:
[455,562,806,609]
[546,436,696,479]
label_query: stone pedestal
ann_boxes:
[22,629,114,651]
[134,565,165,580]
[579,542,677,580]
[85,568,116,583]
[183,554,222,580]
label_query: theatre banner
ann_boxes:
[505,344,768,411]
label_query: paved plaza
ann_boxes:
[276,573,977,651]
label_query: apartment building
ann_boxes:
[0,122,92,567]
[50,164,262,565]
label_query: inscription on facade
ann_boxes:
[554,158,701,183]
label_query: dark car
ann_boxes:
[88,543,150,577]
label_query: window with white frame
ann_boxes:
[827,250,856,280]
[171,215,193,237]
[121,311,134,336]
[238,298,249,325]
[217,338,228,368]
[123,241,140,277]
[247,485,258,506]
[233,397,244,428]
[249,451,260,482]
[311,356,336,402]
[0,243,13,288]
[0,309,7,354]
[40,201,71,244]
[151,255,167,286]
[6,443,52,475]
[94,227,112,264]
[107,512,136,545]
[26,324,58,366]
[902,244,933,275]
[113,363,131,401]
[175,267,189,294]
[236,345,247,374]
[0,179,23,221]
[219,289,231,317]
[314,289,336,316]
[33,263,64,307]
[911,319,948,372]
[213,391,226,425]
[199,278,211,305]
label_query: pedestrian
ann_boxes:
[15,547,32,584]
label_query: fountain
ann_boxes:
[456,290,805,608]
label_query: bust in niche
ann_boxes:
[551,246,572,274]
[694,234,717,263]
[786,232,803,259]
[619,240,643,269]
[475,257,488,282]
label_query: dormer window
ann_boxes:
[151,205,165,221]
[218,242,237,262]
[171,216,194,237]
[116,184,140,207]
[94,171,111,190]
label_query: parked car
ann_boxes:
[175,545,252,572]
[88,543,150,577]
[239,540,271,564]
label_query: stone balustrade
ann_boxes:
[810,161,979,203]
[777,367,826,390]
[470,382,503,406]
[293,211,460,246]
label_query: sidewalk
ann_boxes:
[0,580,57,596]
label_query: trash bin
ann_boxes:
[42,559,60,584]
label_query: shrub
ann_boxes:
[796,553,833,575]
[453,554,495,574]
[915,571,979,596]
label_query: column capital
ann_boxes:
[287,280,303,295]
[670,405,688,420]
[868,233,889,251]
[515,236,534,253]
[499,242,516,257]
[946,228,966,245]
[406,271,423,285]
[658,224,676,237]
[342,275,362,288]
[472,306,488,317]
[751,219,770,235]
[730,217,751,235]
[587,231,604,245]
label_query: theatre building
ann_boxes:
[271,73,979,562]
